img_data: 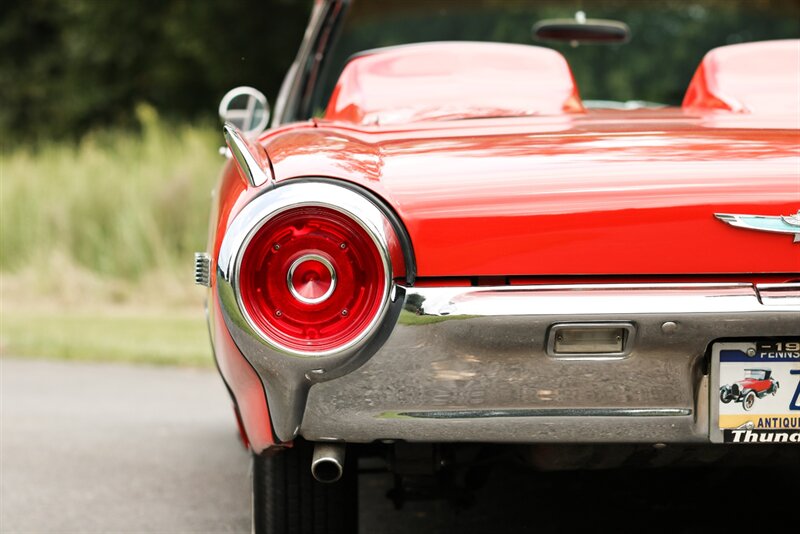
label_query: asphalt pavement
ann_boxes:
[1,358,250,533]
[2,357,798,534]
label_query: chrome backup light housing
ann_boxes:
[216,180,405,441]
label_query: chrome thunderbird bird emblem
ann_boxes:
[715,210,800,243]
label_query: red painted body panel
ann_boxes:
[264,109,799,277]
[325,42,583,125]
[683,40,800,114]
[208,159,277,451]
[738,378,772,393]
[210,287,275,452]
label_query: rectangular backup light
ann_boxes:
[547,323,635,359]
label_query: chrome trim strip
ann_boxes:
[399,282,772,317]
[216,180,403,442]
[386,408,692,419]
[757,283,800,306]
[757,282,800,290]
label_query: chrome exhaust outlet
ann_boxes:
[311,443,345,483]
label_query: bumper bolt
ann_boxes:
[661,321,678,334]
[746,348,756,357]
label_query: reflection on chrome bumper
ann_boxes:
[219,280,800,443]
[300,283,799,443]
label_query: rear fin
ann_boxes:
[223,123,272,187]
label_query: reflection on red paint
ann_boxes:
[211,291,274,452]
[683,40,800,114]
[267,107,800,277]
[325,42,584,126]
[683,39,800,116]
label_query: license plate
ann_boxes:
[710,340,800,443]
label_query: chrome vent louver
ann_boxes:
[194,252,211,287]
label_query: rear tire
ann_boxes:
[252,439,358,534]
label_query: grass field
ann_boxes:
[1,308,212,366]
[0,266,213,366]
[0,106,219,279]
[1,110,220,366]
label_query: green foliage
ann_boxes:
[0,107,219,279]
[3,0,797,142]
[0,0,310,144]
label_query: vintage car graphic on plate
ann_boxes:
[719,368,780,411]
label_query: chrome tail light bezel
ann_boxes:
[218,180,399,358]
[215,179,407,442]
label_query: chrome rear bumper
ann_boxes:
[298,283,799,443]
[218,280,800,443]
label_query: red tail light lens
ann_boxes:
[239,206,387,353]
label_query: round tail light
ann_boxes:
[238,206,388,354]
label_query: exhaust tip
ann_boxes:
[311,459,343,483]
[311,443,345,483]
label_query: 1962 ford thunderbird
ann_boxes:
[195,1,800,531]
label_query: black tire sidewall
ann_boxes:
[251,440,357,534]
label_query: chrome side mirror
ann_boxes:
[218,86,270,138]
